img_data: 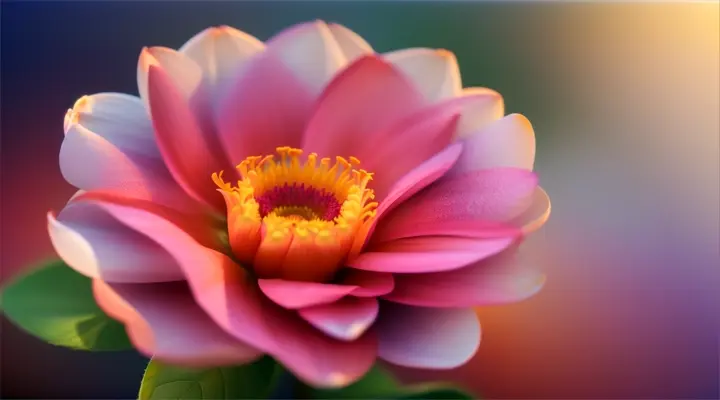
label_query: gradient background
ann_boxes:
[1,1,718,399]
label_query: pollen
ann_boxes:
[213,147,377,283]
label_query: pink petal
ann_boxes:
[340,269,395,297]
[373,168,538,242]
[264,20,347,96]
[215,49,315,164]
[327,23,373,61]
[70,191,224,250]
[352,143,463,254]
[372,219,520,244]
[94,280,262,366]
[59,122,197,213]
[258,279,357,309]
[302,55,424,161]
[511,186,551,234]
[299,297,379,341]
[453,87,506,139]
[348,236,514,273]
[450,113,536,174]
[48,205,182,283]
[384,249,546,307]
[137,47,204,112]
[91,198,376,388]
[384,48,462,103]
[64,93,159,158]
[376,303,480,369]
[179,26,264,106]
[362,104,461,201]
[146,64,227,212]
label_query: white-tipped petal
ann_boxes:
[265,20,347,95]
[179,25,265,104]
[328,23,373,61]
[137,47,203,110]
[384,48,462,102]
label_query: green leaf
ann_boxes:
[304,365,475,399]
[1,259,132,351]
[139,356,283,400]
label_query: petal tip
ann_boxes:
[435,48,456,60]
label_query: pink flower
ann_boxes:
[50,21,550,388]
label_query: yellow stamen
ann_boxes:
[213,147,377,282]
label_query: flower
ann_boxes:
[50,21,550,388]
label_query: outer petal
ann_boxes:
[340,270,395,297]
[376,304,481,369]
[450,113,536,174]
[214,48,315,164]
[384,249,546,307]
[384,48,462,103]
[63,93,159,158]
[510,186,551,234]
[48,208,182,283]
[372,168,538,242]
[328,23,373,61]
[94,280,262,366]
[264,20,347,96]
[179,25,265,105]
[451,87,506,139]
[302,55,424,161]
[146,63,226,211]
[258,279,357,309]
[90,198,376,388]
[137,47,204,112]
[60,122,197,213]
[349,236,515,274]
[298,297,379,341]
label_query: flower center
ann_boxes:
[212,147,377,282]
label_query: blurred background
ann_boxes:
[1,1,718,399]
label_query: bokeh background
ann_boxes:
[1,1,718,399]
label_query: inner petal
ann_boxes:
[213,147,377,282]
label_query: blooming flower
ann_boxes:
[50,21,550,388]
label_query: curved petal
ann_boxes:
[214,48,315,164]
[510,186,551,234]
[302,55,424,161]
[362,104,461,201]
[94,280,262,366]
[450,113,536,174]
[298,297,379,341]
[137,47,204,112]
[384,48,462,103]
[376,304,480,369]
[451,87,506,139]
[64,93,159,158]
[60,122,197,212]
[265,20,347,96]
[90,198,376,388]
[179,25,265,105]
[258,279,357,309]
[384,249,546,307]
[48,208,182,283]
[146,63,226,211]
[373,168,538,242]
[374,143,463,221]
[340,269,395,297]
[349,236,515,274]
[351,143,462,256]
[328,23,373,61]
